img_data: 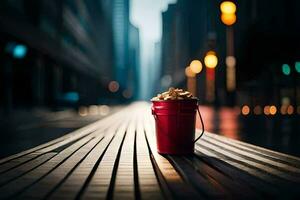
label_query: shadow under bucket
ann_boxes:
[151,99,204,155]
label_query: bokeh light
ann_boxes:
[89,105,99,115]
[241,105,250,115]
[282,64,291,75]
[98,105,110,116]
[220,1,237,15]
[78,106,88,116]
[190,60,203,74]
[185,66,196,77]
[221,13,236,26]
[295,62,300,73]
[204,51,218,68]
[122,89,133,99]
[13,44,27,59]
[226,56,236,67]
[269,105,277,115]
[108,81,120,92]
[280,105,287,115]
[287,105,294,115]
[264,105,270,115]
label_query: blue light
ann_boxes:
[13,45,27,59]
[63,92,79,102]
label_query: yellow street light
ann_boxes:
[185,66,196,78]
[220,1,237,26]
[204,51,218,69]
[221,13,236,26]
[190,60,203,74]
[220,1,236,15]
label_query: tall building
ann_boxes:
[160,0,219,102]
[0,0,115,112]
[128,23,140,99]
[160,0,300,106]
[112,0,130,89]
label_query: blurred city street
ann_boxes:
[0,105,122,158]
[197,106,300,157]
[0,0,300,199]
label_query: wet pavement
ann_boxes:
[196,106,300,157]
[0,106,122,159]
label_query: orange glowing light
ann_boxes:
[241,105,250,115]
[221,13,236,26]
[108,81,119,92]
[190,60,203,74]
[185,66,196,78]
[264,106,270,115]
[204,51,218,69]
[287,105,294,115]
[220,1,237,15]
[269,105,277,115]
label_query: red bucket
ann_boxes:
[151,99,204,155]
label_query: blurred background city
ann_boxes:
[0,0,299,158]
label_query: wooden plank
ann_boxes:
[0,138,64,165]
[17,135,104,199]
[144,109,203,199]
[199,137,300,183]
[1,103,300,199]
[80,116,130,199]
[194,149,280,197]
[184,156,262,198]
[47,120,123,199]
[202,135,300,175]
[195,142,297,193]
[0,152,57,186]
[203,131,300,166]
[167,155,229,199]
[203,131,300,168]
[112,112,136,200]
[0,130,101,199]
[136,114,164,200]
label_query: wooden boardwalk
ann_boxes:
[0,102,300,199]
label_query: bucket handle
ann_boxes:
[151,102,205,143]
[194,102,204,143]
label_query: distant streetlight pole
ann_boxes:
[220,1,237,95]
[185,66,196,96]
[185,60,202,96]
[204,51,218,103]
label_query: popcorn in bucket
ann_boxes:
[151,88,204,154]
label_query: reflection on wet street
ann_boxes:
[0,106,121,159]
[197,106,300,157]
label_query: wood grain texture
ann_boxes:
[0,103,299,200]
